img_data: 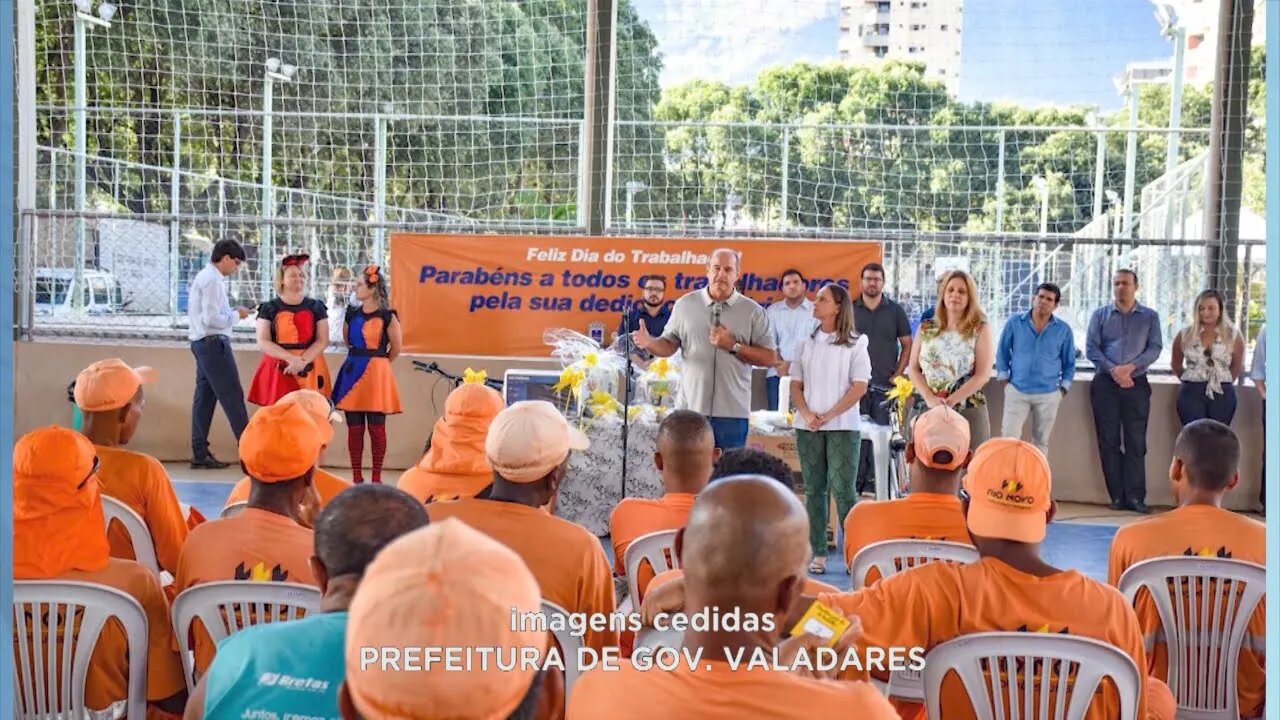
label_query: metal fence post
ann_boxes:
[373,113,387,265]
[169,111,182,324]
[1093,127,1106,225]
[780,126,790,229]
[994,129,1006,233]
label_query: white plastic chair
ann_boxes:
[850,539,980,702]
[541,600,583,695]
[922,632,1142,720]
[171,580,320,690]
[220,501,248,519]
[1117,556,1265,720]
[622,530,680,611]
[12,580,149,720]
[101,496,161,579]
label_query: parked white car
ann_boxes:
[35,268,132,317]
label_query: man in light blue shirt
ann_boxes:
[1251,325,1266,511]
[185,484,430,720]
[996,283,1076,457]
[1085,269,1163,513]
[765,269,818,411]
[188,239,252,469]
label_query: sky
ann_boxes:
[629,0,1175,112]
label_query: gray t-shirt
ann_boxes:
[661,289,775,418]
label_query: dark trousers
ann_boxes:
[190,336,249,460]
[766,376,781,411]
[1176,382,1237,425]
[708,417,749,451]
[1090,374,1151,505]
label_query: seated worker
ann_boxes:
[13,426,187,718]
[222,389,351,513]
[174,402,324,676]
[610,410,718,597]
[843,405,972,584]
[339,519,559,720]
[75,358,189,575]
[570,476,898,719]
[1109,419,1265,720]
[644,439,1177,720]
[426,401,617,655]
[185,484,429,720]
[397,380,506,503]
[649,448,841,597]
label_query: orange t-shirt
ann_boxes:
[427,498,618,653]
[1108,504,1266,719]
[95,445,189,575]
[223,468,352,509]
[821,557,1163,720]
[843,492,971,585]
[649,568,840,597]
[610,492,697,599]
[173,508,317,675]
[13,559,186,712]
[568,659,898,719]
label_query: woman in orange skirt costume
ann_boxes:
[247,253,332,405]
[332,265,402,483]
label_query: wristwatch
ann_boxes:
[730,342,742,356]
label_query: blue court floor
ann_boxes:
[173,475,1120,593]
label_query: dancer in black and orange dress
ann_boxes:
[247,254,332,406]
[332,265,403,483]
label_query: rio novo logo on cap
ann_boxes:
[985,478,1037,506]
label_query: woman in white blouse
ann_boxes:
[790,283,871,574]
[1172,288,1245,425]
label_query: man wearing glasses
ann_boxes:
[1086,269,1163,514]
[188,239,253,469]
[617,274,672,369]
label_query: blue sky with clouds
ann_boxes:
[630,0,1174,112]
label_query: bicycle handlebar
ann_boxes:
[412,360,504,391]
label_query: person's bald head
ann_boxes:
[654,410,718,494]
[706,248,741,300]
[312,485,430,587]
[681,476,809,623]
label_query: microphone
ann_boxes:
[711,303,723,328]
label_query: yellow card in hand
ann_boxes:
[789,600,851,648]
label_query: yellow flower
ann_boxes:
[785,410,795,426]
[586,389,622,417]
[884,376,915,425]
[649,358,670,379]
[462,368,488,385]
[582,352,599,368]
[552,367,586,398]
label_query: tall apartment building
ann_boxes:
[837,0,964,94]
[1161,0,1265,87]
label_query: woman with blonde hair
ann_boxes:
[1172,288,1245,424]
[790,283,871,574]
[247,254,332,405]
[907,269,994,449]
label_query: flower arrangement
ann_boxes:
[544,328,626,420]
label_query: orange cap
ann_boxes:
[13,426,111,578]
[74,359,156,412]
[911,406,970,470]
[344,518,546,720]
[240,403,324,482]
[962,438,1052,543]
[402,383,506,501]
[276,389,341,446]
[485,400,589,483]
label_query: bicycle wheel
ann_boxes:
[892,451,909,497]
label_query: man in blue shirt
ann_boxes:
[996,283,1076,458]
[616,275,672,401]
[184,484,430,720]
[1086,269,1163,514]
[765,268,818,411]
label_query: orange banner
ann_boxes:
[390,234,882,357]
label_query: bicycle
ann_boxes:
[871,383,911,500]
[412,360,504,454]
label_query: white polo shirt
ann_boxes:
[791,330,872,432]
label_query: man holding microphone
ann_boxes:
[632,248,776,451]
